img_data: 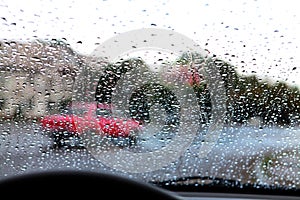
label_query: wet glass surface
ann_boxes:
[0,0,300,196]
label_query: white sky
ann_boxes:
[0,0,300,87]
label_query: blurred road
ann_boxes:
[0,121,299,187]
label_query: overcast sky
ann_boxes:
[1,0,300,87]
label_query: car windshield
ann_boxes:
[1,0,300,198]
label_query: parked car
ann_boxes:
[40,102,142,148]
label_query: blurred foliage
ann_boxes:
[215,58,300,126]
[95,58,181,128]
[169,52,300,126]
[95,54,300,127]
[95,58,145,104]
[129,82,180,127]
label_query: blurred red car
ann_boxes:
[40,102,142,148]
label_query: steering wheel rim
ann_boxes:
[0,169,180,199]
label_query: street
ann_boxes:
[0,121,299,187]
